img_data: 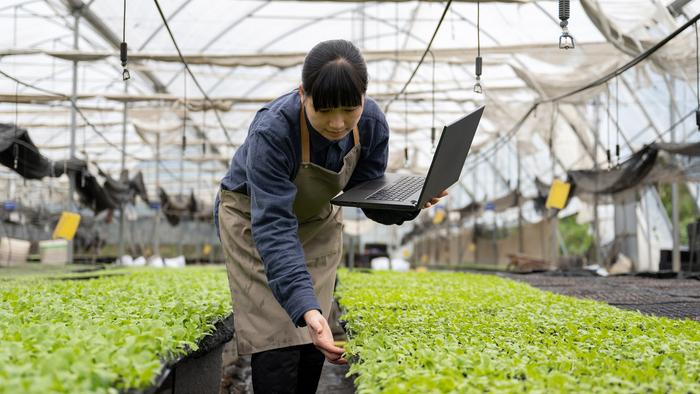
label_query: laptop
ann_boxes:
[331,105,484,211]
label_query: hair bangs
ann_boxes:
[309,60,364,111]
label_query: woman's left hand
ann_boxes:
[423,190,448,209]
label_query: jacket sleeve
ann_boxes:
[345,118,421,225]
[246,129,321,327]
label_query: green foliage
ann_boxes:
[0,267,232,394]
[337,270,700,393]
[658,183,698,245]
[558,214,593,256]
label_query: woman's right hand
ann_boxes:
[303,309,347,365]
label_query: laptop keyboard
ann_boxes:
[367,176,424,202]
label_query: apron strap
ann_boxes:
[300,103,311,163]
[299,100,362,164]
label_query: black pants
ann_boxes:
[251,344,325,394]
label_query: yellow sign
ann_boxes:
[52,211,81,241]
[545,179,571,210]
[432,207,446,224]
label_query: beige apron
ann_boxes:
[218,102,361,355]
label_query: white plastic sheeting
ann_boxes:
[0,0,698,252]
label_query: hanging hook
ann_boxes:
[558,0,575,49]
[474,0,483,94]
[403,92,409,167]
[430,50,437,152]
[120,0,130,80]
[695,22,699,130]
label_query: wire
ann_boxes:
[122,0,126,42]
[431,50,436,150]
[404,92,409,166]
[14,82,19,169]
[543,11,700,104]
[696,21,699,108]
[383,0,453,113]
[152,0,235,147]
[465,12,700,177]
[183,65,187,153]
[477,0,480,57]
[588,109,696,166]
[606,83,611,168]
[462,103,538,173]
[615,76,620,165]
[0,67,178,180]
[0,68,122,154]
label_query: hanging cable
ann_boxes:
[80,123,86,188]
[606,83,611,169]
[120,0,130,80]
[507,140,511,188]
[0,68,178,180]
[182,66,187,154]
[474,0,483,94]
[202,109,207,155]
[615,77,620,165]
[404,92,409,167]
[394,1,399,96]
[465,14,700,174]
[383,0,453,113]
[431,50,436,152]
[695,21,699,130]
[549,104,556,172]
[153,0,234,147]
[546,12,700,103]
[13,82,19,169]
[558,0,575,49]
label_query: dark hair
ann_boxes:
[301,39,368,111]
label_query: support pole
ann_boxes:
[550,105,559,266]
[153,133,161,257]
[491,159,498,265]
[473,161,479,264]
[117,82,128,261]
[67,10,79,264]
[517,141,524,253]
[68,11,79,211]
[670,81,681,273]
[197,161,202,262]
[178,106,186,258]
[593,98,602,264]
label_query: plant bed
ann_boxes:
[134,314,234,394]
[337,270,700,393]
[0,267,232,394]
[0,263,108,280]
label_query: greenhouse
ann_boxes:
[0,0,699,393]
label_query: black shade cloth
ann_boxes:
[159,188,195,226]
[129,171,150,204]
[568,147,658,195]
[67,160,120,214]
[0,123,65,179]
[100,169,131,206]
[652,141,700,156]
[159,188,212,226]
[100,168,150,206]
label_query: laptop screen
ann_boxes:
[418,106,485,206]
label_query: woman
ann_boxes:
[216,39,446,393]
